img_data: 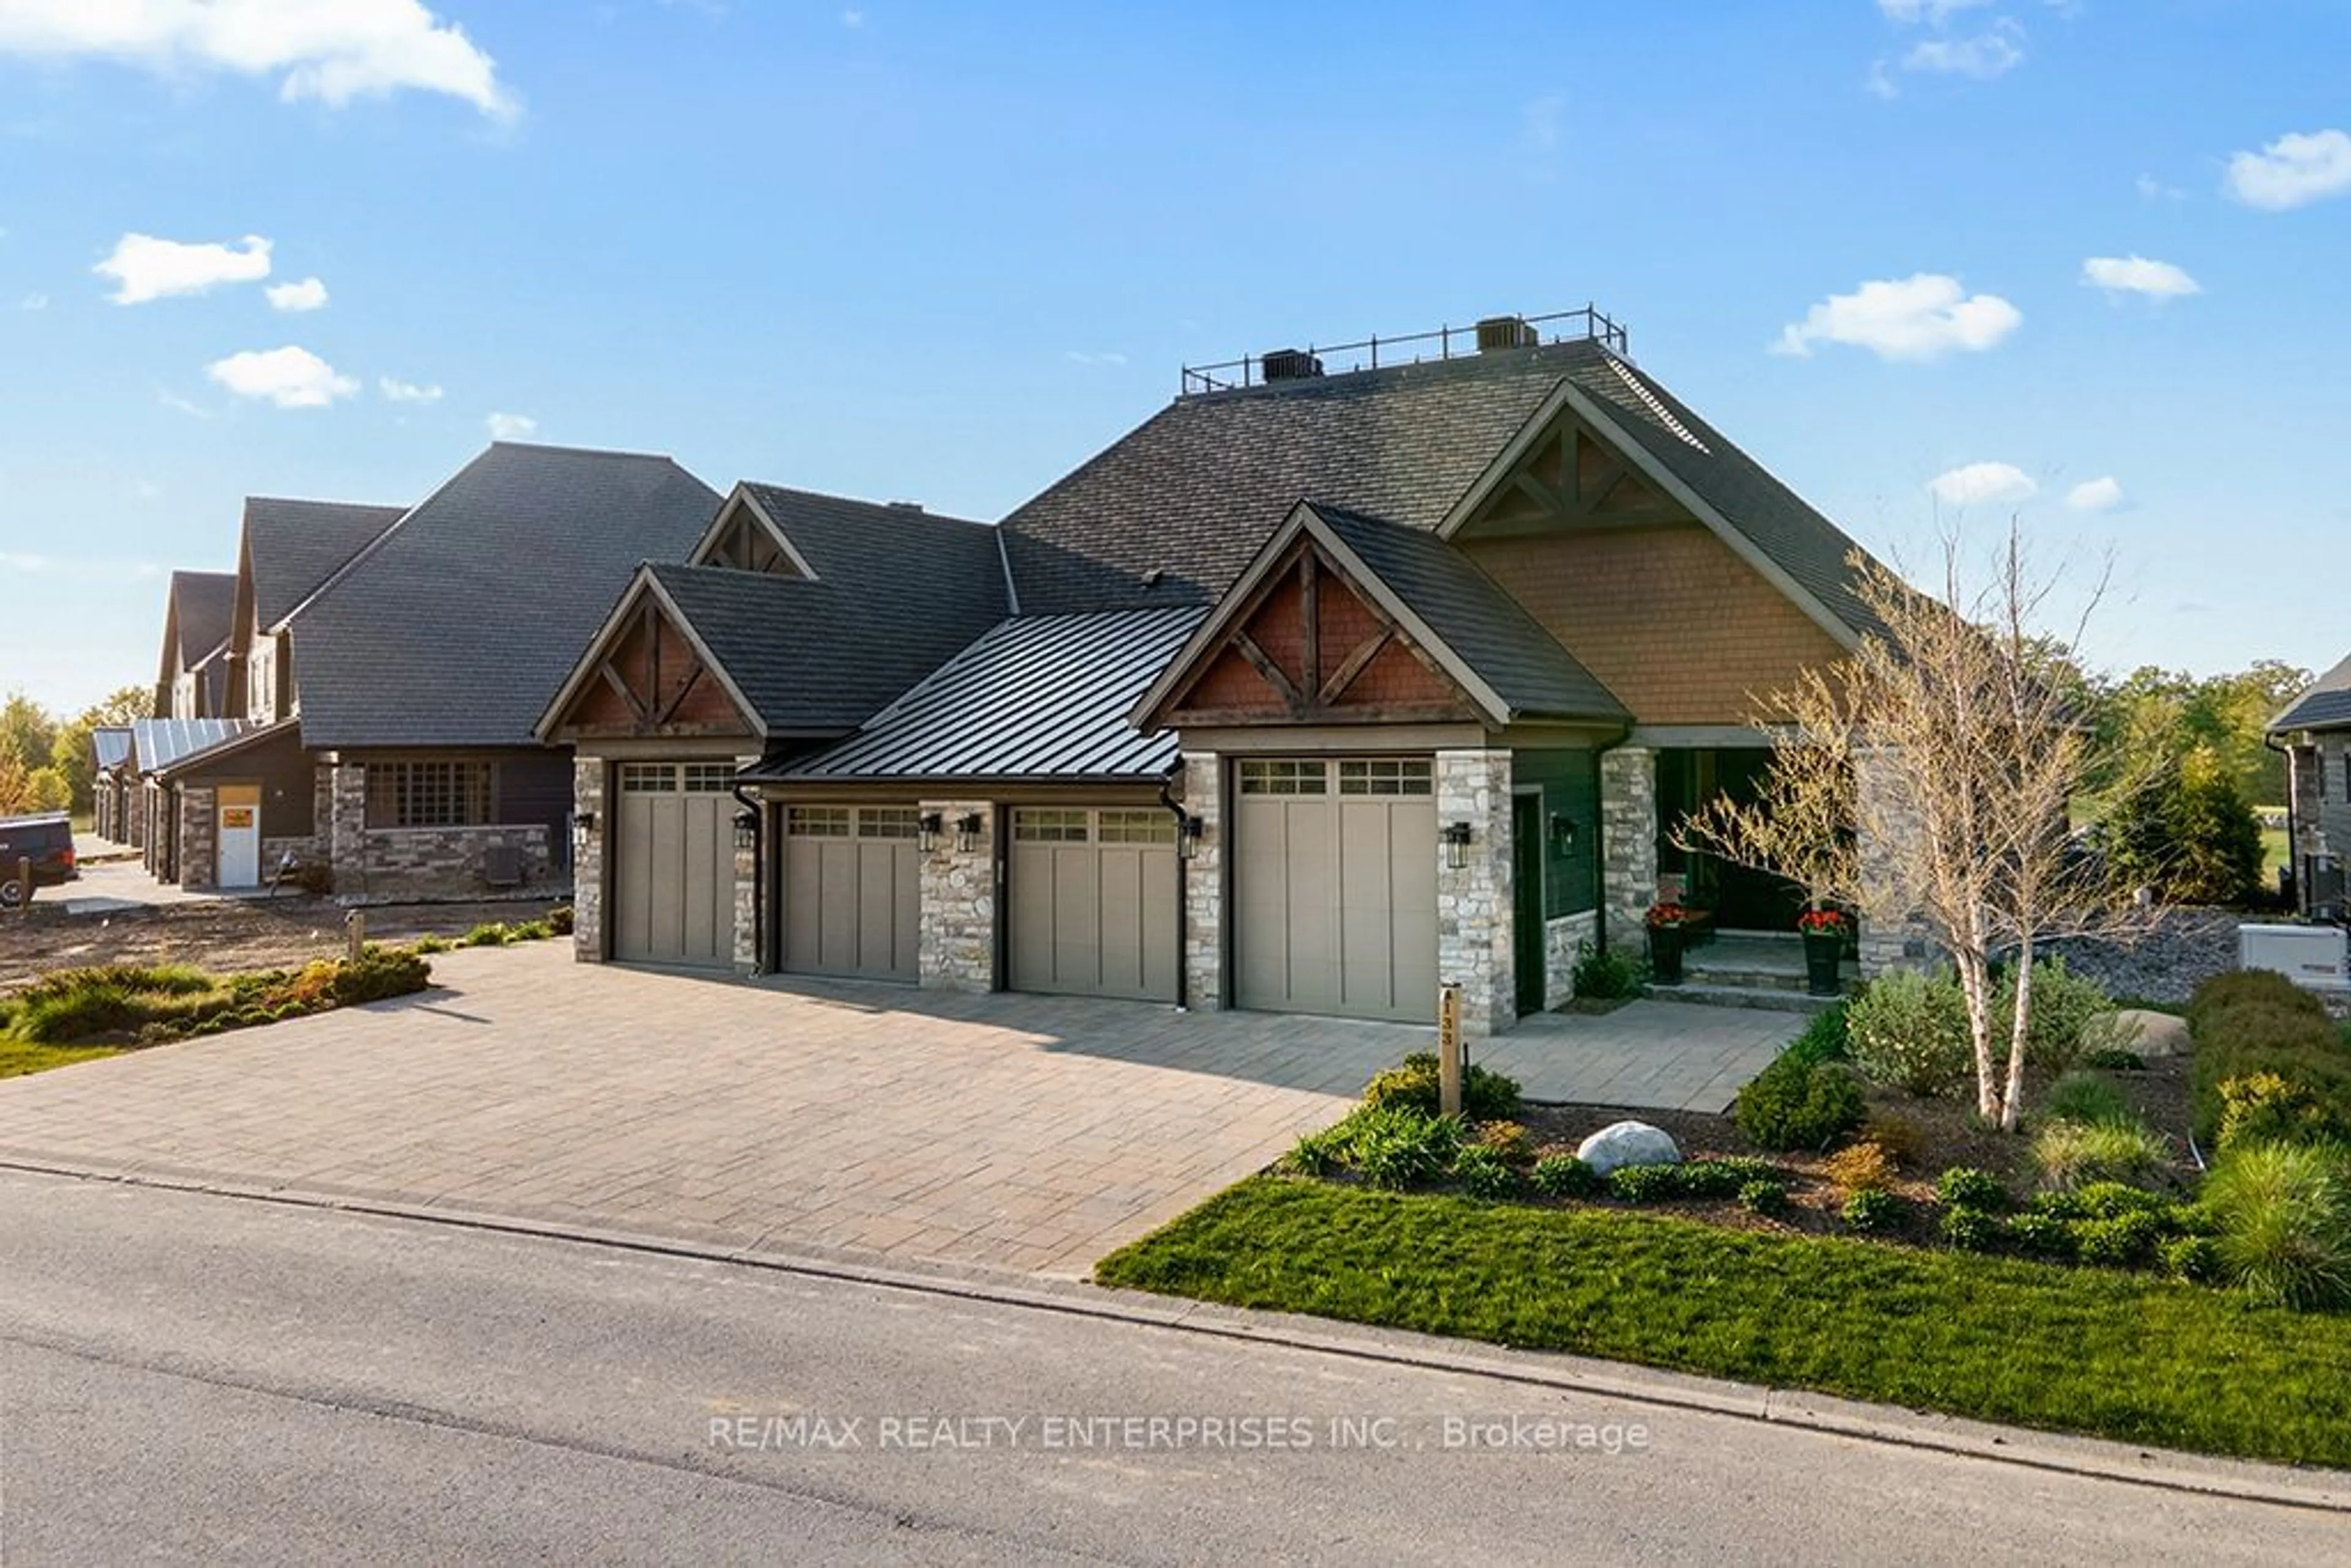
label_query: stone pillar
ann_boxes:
[1180,750,1223,1012]
[732,775,759,975]
[1436,749,1515,1038]
[571,756,606,963]
[919,800,995,992]
[327,760,368,896]
[1600,746,1658,953]
[1855,744,1932,976]
[178,786,217,893]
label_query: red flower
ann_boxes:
[1645,902,1692,929]
[1798,907,1848,933]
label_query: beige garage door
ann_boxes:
[1010,808,1180,1002]
[1235,758,1437,1023]
[613,761,737,969]
[782,805,919,982]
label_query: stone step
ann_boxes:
[1643,980,1843,1016]
[1681,963,1816,993]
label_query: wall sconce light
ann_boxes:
[1442,820,1474,870]
[1177,813,1204,860]
[919,811,944,853]
[955,812,983,853]
[733,808,760,853]
[571,809,598,844]
[1548,812,1577,855]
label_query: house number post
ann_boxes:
[1438,983,1463,1117]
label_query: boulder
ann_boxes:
[1575,1120,1681,1176]
[2085,1008,2191,1060]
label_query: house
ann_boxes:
[543,310,1902,1036]
[129,442,722,899]
[89,726,133,841]
[154,569,238,720]
[2270,654,2351,918]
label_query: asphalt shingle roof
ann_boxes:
[2273,651,2351,732]
[999,337,1888,643]
[758,606,1206,783]
[244,497,407,629]
[294,443,722,749]
[1309,503,1628,722]
[168,571,237,667]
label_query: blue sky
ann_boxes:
[2,0,2348,716]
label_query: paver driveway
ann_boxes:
[0,944,1428,1276]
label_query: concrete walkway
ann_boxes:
[0,945,1788,1277]
[1488,1002,1798,1112]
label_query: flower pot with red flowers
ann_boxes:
[1645,902,1692,985]
[1796,906,1848,996]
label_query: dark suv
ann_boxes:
[0,812,77,906]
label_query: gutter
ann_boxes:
[2265,731,2299,915]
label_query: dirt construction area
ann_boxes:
[1,888,566,989]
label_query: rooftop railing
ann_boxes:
[1179,305,1629,397]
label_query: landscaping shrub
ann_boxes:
[1348,1108,1464,1192]
[2104,758,2264,907]
[1995,958,2115,1078]
[1858,1109,1925,1168]
[1606,1163,1685,1202]
[2074,1211,2167,1269]
[2198,1140,2351,1310]
[409,936,455,956]
[1786,1002,1851,1067]
[1841,1189,1902,1232]
[460,921,516,947]
[548,904,576,936]
[2031,1118,2170,1192]
[1360,1053,1522,1122]
[1734,1052,1866,1152]
[1280,1123,1352,1177]
[1845,969,1973,1095]
[1529,1154,1599,1199]
[1738,1179,1790,1218]
[1935,1167,2009,1212]
[2163,1233,2222,1285]
[1940,1206,2002,1251]
[1569,941,1644,1002]
[2082,1046,2146,1072]
[2040,1071,2134,1129]
[2186,969,2351,1146]
[507,919,555,942]
[1474,1121,1532,1161]
[2217,1073,2339,1153]
[2004,1211,2078,1261]
[1821,1141,1896,1195]
[1452,1144,1520,1200]
[2,965,230,1043]
[2187,968,2319,1034]
[1677,1159,1776,1199]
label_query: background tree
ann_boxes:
[2104,745,2264,906]
[0,692,56,781]
[49,686,152,814]
[1677,528,2147,1131]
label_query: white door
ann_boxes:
[217,784,261,888]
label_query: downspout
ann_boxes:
[1158,765,1189,1011]
[732,782,764,975]
[2266,732,2298,914]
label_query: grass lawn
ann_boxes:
[2263,823,2289,885]
[0,1039,121,1079]
[1096,1177,2351,1470]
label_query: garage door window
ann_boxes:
[620,763,677,793]
[1239,760,1325,795]
[1013,809,1089,842]
[787,806,850,836]
[1098,809,1175,844]
[859,808,920,839]
[682,763,735,792]
[1339,759,1433,795]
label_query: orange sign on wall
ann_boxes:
[222,808,255,830]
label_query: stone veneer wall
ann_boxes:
[1180,751,1223,1011]
[178,786,217,893]
[571,757,605,962]
[322,758,566,903]
[918,799,995,991]
[1855,743,1933,976]
[732,814,758,974]
[1543,909,1600,1010]
[1436,749,1515,1038]
[1600,746,1658,953]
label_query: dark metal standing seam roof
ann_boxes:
[244,497,409,629]
[91,727,133,772]
[1308,503,1629,722]
[129,718,252,774]
[754,606,1207,783]
[2273,651,2351,732]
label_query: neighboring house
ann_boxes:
[130,443,722,898]
[153,569,238,721]
[542,312,1901,1036]
[89,726,133,842]
[2270,653,2351,918]
[129,718,252,883]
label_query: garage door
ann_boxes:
[1235,758,1436,1022]
[612,761,737,969]
[1010,808,1179,1002]
[781,805,919,981]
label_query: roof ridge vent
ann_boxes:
[1606,358,1709,453]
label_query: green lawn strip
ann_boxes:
[0,1040,121,1079]
[1095,1177,2351,1470]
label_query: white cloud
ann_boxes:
[265,276,329,312]
[204,345,359,408]
[379,375,443,403]
[486,410,536,440]
[0,0,514,118]
[1929,462,2038,509]
[95,232,271,304]
[1773,273,2022,361]
[2081,255,2200,301]
[2225,129,2351,211]
[2064,476,2124,512]
[1902,28,2023,79]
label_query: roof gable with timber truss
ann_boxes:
[688,486,817,578]
[539,569,762,743]
[1133,501,1628,732]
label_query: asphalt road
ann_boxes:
[0,1170,2338,1566]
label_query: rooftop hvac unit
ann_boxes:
[1260,348,1323,381]
[1476,315,1538,352]
[2238,922,2350,992]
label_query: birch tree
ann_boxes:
[1678,527,2144,1130]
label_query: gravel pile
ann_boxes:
[2036,908,2244,1005]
